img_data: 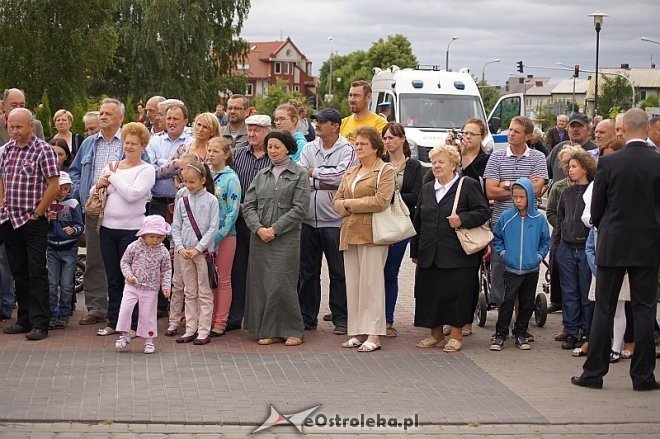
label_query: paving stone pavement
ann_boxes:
[0,253,658,437]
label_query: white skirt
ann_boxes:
[588,274,631,302]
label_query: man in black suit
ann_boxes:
[572,108,660,391]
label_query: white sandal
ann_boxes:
[341,337,364,348]
[357,340,382,352]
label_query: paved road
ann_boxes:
[0,254,657,438]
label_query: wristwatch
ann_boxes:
[30,210,45,220]
[503,181,512,190]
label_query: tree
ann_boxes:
[639,94,659,110]
[254,79,308,118]
[317,35,418,114]
[598,75,635,116]
[103,0,251,117]
[477,80,501,114]
[0,0,118,110]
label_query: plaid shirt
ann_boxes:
[0,136,60,228]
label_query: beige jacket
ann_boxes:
[333,158,395,251]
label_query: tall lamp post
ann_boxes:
[589,11,608,116]
[641,37,660,45]
[327,36,334,99]
[481,59,501,83]
[445,35,458,71]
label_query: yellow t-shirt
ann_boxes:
[340,112,388,143]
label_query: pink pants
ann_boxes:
[168,252,184,327]
[116,284,158,338]
[180,252,213,338]
[212,236,236,329]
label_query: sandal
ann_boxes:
[443,339,462,352]
[357,340,381,352]
[385,325,398,338]
[97,326,117,336]
[416,335,443,348]
[443,325,451,336]
[462,327,473,337]
[285,337,303,346]
[257,337,284,345]
[621,349,632,359]
[572,347,587,357]
[341,337,364,348]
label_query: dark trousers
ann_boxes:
[1,219,50,331]
[100,227,139,330]
[549,244,563,305]
[556,243,592,338]
[228,215,249,329]
[624,300,635,344]
[147,199,171,311]
[298,224,347,328]
[495,271,539,337]
[581,266,658,388]
[384,238,408,325]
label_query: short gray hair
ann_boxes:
[83,111,100,123]
[101,98,125,116]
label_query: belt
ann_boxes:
[151,196,175,203]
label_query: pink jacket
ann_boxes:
[120,238,172,291]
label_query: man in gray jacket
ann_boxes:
[298,109,356,335]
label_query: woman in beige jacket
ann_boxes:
[333,126,395,352]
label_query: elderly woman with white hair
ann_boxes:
[527,127,549,156]
[49,109,84,157]
[410,144,490,352]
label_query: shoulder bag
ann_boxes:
[451,177,493,255]
[372,163,417,245]
[182,196,219,289]
[84,187,107,232]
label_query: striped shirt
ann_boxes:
[483,145,548,224]
[233,146,271,202]
[92,130,123,185]
[0,137,60,228]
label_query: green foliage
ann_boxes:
[537,106,557,131]
[254,79,308,118]
[104,0,251,117]
[477,81,501,114]
[125,95,137,124]
[598,75,634,116]
[34,91,53,139]
[317,35,418,113]
[639,94,659,110]
[0,0,118,110]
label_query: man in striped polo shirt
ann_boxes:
[484,116,548,312]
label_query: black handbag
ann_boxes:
[181,196,219,289]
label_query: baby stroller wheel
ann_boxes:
[534,293,547,327]
[474,291,488,327]
[74,255,86,294]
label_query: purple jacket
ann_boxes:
[120,238,172,291]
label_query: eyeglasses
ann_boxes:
[227,106,244,111]
[273,117,290,122]
[462,131,482,137]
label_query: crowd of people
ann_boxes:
[0,83,658,390]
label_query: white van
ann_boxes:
[371,65,523,162]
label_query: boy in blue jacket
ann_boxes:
[490,177,550,350]
[47,172,84,329]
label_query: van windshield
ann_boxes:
[399,93,487,129]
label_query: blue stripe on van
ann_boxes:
[493,133,508,143]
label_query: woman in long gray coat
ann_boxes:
[243,130,310,346]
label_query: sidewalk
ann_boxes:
[0,257,657,437]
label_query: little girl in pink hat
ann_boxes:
[115,215,172,354]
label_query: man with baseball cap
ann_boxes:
[297,109,356,334]
[546,113,598,181]
[227,114,272,331]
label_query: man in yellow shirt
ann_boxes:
[339,80,388,143]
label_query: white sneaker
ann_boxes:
[115,335,130,349]
[144,342,155,354]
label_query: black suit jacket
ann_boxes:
[411,176,490,269]
[591,141,660,267]
[384,157,424,220]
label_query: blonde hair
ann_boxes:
[120,122,150,147]
[193,112,221,139]
[53,109,73,124]
[428,144,461,169]
[207,137,233,167]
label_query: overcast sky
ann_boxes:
[241,0,660,86]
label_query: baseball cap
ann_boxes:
[59,171,73,186]
[568,113,589,126]
[311,108,342,124]
[245,114,272,127]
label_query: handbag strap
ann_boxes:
[182,196,203,242]
[450,177,466,216]
[375,162,400,192]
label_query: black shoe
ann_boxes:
[609,350,621,363]
[571,376,603,389]
[562,335,578,350]
[633,381,660,391]
[25,328,48,340]
[3,323,29,334]
[0,314,12,322]
[515,336,531,350]
[322,313,332,322]
[333,325,347,335]
[225,323,241,332]
[490,335,505,351]
[524,329,535,343]
[303,322,317,330]
[547,303,562,313]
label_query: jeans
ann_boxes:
[0,243,15,318]
[556,243,592,338]
[384,239,408,325]
[100,226,139,330]
[1,218,50,331]
[47,246,78,319]
[298,224,347,327]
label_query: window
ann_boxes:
[246,83,253,96]
[294,85,300,92]
[283,62,289,74]
[640,90,647,100]
[274,62,281,74]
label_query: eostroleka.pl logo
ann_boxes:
[253,405,420,434]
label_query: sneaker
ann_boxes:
[333,325,347,335]
[322,313,333,322]
[3,324,29,334]
[490,336,505,351]
[490,332,509,342]
[562,335,579,350]
[515,336,531,350]
[25,328,48,340]
[144,342,155,354]
[115,335,130,349]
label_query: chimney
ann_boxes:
[620,63,630,69]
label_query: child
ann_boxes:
[554,150,597,350]
[115,215,172,354]
[173,153,197,189]
[171,161,220,345]
[47,171,84,329]
[491,177,550,351]
[206,137,241,337]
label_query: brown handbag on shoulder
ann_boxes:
[451,177,493,255]
[84,187,107,232]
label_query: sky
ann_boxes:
[241,0,660,86]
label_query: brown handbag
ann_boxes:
[84,187,107,231]
[451,177,493,255]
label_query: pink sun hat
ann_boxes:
[136,215,171,237]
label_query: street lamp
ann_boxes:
[327,36,334,99]
[589,10,608,116]
[481,59,501,83]
[445,35,458,71]
[641,37,660,45]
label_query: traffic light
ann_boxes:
[574,65,580,78]
[517,61,524,74]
